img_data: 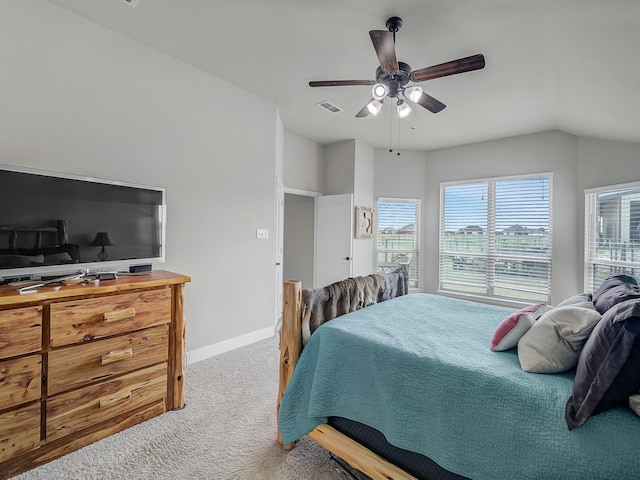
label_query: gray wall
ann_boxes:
[8,3,640,354]
[1,2,279,351]
[374,130,640,305]
[283,194,314,288]
[352,140,375,276]
[421,131,580,305]
[373,149,428,287]
[282,132,325,288]
[283,132,325,193]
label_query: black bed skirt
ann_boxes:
[328,417,470,480]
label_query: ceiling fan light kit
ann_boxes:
[372,83,389,100]
[366,99,383,116]
[309,16,485,119]
[396,99,412,118]
[405,86,423,103]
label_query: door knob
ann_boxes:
[343,256,351,261]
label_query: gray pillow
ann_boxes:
[592,274,640,314]
[44,252,73,264]
[556,292,592,308]
[518,302,602,373]
[565,299,640,430]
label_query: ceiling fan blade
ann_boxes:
[369,30,399,73]
[355,100,373,118]
[309,80,375,87]
[411,54,485,82]
[415,92,446,113]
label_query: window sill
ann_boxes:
[436,289,539,309]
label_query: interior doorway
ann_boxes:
[283,192,317,289]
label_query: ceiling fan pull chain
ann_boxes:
[396,114,401,156]
[389,109,393,153]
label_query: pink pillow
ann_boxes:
[490,303,550,351]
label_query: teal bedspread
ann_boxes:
[278,293,640,480]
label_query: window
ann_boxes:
[376,198,420,289]
[440,174,552,303]
[585,181,640,292]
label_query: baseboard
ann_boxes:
[186,326,275,365]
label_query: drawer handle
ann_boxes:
[99,390,132,409]
[100,348,134,365]
[102,307,136,323]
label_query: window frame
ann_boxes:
[439,172,553,304]
[584,180,640,292]
[376,197,421,289]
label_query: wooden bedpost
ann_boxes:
[277,280,303,450]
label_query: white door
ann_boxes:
[275,178,284,328]
[315,193,353,287]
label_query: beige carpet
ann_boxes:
[13,336,344,480]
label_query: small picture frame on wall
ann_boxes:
[355,206,374,239]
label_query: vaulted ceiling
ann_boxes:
[46,0,640,151]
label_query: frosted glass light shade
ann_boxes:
[397,100,411,118]
[367,99,383,115]
[372,83,388,100]
[406,86,423,103]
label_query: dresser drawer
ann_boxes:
[0,306,42,359]
[0,355,41,411]
[0,402,41,463]
[48,325,169,396]
[50,288,171,347]
[46,363,167,442]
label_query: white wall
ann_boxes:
[1,2,279,352]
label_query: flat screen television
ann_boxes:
[0,164,166,282]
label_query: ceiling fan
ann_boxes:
[309,16,485,118]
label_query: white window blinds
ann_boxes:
[440,174,552,303]
[377,198,420,288]
[585,182,640,292]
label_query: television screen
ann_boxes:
[0,164,166,281]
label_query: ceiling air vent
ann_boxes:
[120,0,139,7]
[317,101,343,114]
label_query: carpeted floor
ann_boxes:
[13,336,344,480]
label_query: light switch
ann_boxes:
[256,228,269,239]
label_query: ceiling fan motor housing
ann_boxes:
[375,62,412,97]
[386,16,403,33]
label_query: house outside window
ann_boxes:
[376,198,420,289]
[440,174,552,303]
[585,181,640,292]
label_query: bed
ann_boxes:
[276,272,640,480]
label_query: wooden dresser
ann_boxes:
[0,270,190,479]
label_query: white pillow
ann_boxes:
[518,302,602,373]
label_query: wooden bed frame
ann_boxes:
[276,279,419,480]
[0,219,70,249]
